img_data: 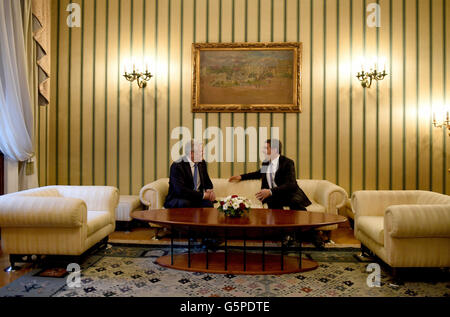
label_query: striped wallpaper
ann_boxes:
[43,0,450,196]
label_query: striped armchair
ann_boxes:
[352,190,450,268]
[0,186,119,266]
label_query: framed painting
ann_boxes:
[191,42,302,113]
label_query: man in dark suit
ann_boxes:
[164,140,216,208]
[229,139,326,248]
[228,139,311,210]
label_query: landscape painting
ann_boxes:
[192,42,302,112]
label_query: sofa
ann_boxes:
[0,186,119,264]
[352,190,450,268]
[140,178,348,231]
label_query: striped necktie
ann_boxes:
[193,163,199,190]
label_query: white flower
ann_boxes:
[219,195,250,211]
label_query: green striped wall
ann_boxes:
[45,0,450,196]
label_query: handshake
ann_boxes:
[203,189,216,202]
[228,175,272,202]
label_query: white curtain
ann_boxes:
[0,0,36,189]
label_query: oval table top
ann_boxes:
[131,208,347,229]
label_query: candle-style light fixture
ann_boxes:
[356,56,388,88]
[432,108,450,136]
[123,59,153,88]
[432,106,450,172]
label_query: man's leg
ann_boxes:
[265,197,284,210]
[198,200,214,208]
[164,199,193,208]
[197,200,220,250]
[286,197,322,246]
[287,198,324,248]
[288,198,307,211]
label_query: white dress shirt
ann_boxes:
[266,155,280,189]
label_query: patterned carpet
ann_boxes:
[0,244,448,297]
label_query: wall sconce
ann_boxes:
[123,61,153,88]
[432,109,450,136]
[356,57,388,88]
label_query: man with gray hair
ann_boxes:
[164,140,216,208]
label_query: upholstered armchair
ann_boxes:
[0,186,119,267]
[352,190,450,269]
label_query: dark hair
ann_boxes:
[266,139,282,154]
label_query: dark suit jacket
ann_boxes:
[164,156,213,207]
[240,155,312,208]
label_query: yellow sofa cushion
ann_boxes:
[357,216,384,246]
[305,201,325,213]
[87,211,111,236]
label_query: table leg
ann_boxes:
[280,230,284,271]
[206,230,209,270]
[188,228,191,268]
[171,225,174,265]
[297,230,302,269]
[243,230,247,272]
[224,229,228,271]
[262,230,265,272]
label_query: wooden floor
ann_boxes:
[0,221,359,288]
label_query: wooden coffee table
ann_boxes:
[131,208,347,275]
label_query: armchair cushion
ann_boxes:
[115,195,142,222]
[357,216,384,245]
[87,211,112,236]
[304,201,325,213]
[211,179,263,208]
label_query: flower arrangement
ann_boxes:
[217,195,251,217]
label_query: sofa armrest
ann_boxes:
[385,204,450,238]
[140,179,169,209]
[313,181,348,215]
[351,190,419,218]
[56,186,119,221]
[343,199,354,219]
[0,196,87,228]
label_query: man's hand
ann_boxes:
[203,191,211,201]
[255,189,272,202]
[206,189,216,201]
[204,189,216,201]
[228,175,242,182]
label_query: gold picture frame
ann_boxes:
[192,42,302,113]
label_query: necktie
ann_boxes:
[268,162,274,189]
[193,163,199,190]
